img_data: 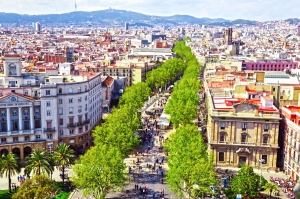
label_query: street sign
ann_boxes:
[236,194,242,199]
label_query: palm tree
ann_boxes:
[262,182,279,198]
[25,149,52,176]
[0,153,20,193]
[52,144,75,183]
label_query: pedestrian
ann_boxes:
[161,178,164,184]
[17,175,20,182]
[139,186,143,194]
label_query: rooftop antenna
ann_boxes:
[75,1,77,11]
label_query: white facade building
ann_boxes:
[0,54,102,159]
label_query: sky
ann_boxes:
[0,0,299,21]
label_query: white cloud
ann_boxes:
[0,0,299,21]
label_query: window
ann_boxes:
[46,90,50,95]
[85,135,88,140]
[263,136,268,144]
[69,129,74,135]
[25,136,29,141]
[47,110,51,116]
[12,110,17,116]
[220,133,226,143]
[46,101,51,107]
[264,124,269,132]
[219,152,225,162]
[24,110,28,115]
[241,134,247,143]
[220,122,225,129]
[47,134,53,139]
[69,107,73,114]
[85,104,88,111]
[59,118,63,125]
[13,137,18,142]
[78,97,82,102]
[79,128,83,133]
[60,130,63,135]
[58,88,62,94]
[70,139,74,144]
[68,88,73,93]
[59,99,63,104]
[79,136,83,142]
[261,155,267,164]
[24,90,28,95]
[78,86,81,92]
[1,138,6,143]
[78,106,82,113]
[69,98,73,103]
[36,135,41,140]
[1,111,5,117]
[59,108,63,115]
[242,123,247,130]
[85,96,87,101]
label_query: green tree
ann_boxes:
[72,145,127,199]
[12,174,57,199]
[225,165,267,199]
[52,143,75,183]
[25,149,52,176]
[0,153,20,193]
[262,182,279,198]
[165,125,217,198]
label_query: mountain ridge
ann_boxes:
[0,9,287,26]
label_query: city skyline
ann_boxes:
[0,0,299,21]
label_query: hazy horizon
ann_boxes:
[0,0,299,21]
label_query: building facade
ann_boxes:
[206,90,281,169]
[282,106,300,180]
[0,54,102,160]
[242,59,298,71]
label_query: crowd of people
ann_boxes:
[129,95,170,198]
[270,177,296,198]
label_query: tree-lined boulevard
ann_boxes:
[0,39,292,199]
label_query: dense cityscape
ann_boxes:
[1,3,300,199]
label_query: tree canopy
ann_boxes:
[164,125,217,198]
[225,165,267,199]
[72,145,127,199]
[12,175,57,199]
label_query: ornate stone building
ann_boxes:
[206,89,281,169]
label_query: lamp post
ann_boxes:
[258,159,265,190]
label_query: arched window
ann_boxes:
[263,136,269,144]
[219,152,225,162]
[68,87,73,93]
[241,134,247,143]
[219,133,226,143]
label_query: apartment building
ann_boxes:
[0,54,102,159]
[206,87,281,168]
[282,106,300,180]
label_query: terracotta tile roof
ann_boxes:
[0,92,35,101]
[102,76,114,87]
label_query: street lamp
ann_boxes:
[258,159,265,190]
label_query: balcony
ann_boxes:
[83,119,90,124]
[43,127,55,132]
[67,123,77,128]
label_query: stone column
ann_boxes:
[20,147,24,161]
[214,122,219,141]
[18,107,23,131]
[211,121,215,140]
[6,108,11,132]
[257,124,262,145]
[231,122,236,142]
[30,106,34,130]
